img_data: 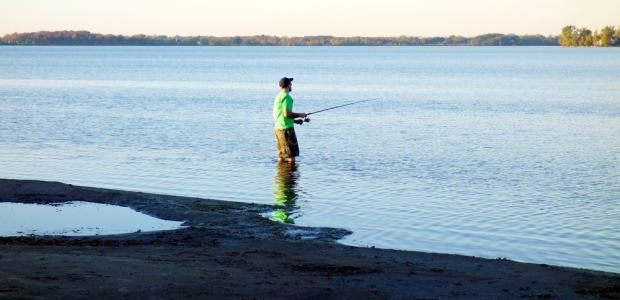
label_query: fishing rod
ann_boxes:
[301,98,381,123]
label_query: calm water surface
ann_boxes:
[0,201,185,236]
[1,46,619,272]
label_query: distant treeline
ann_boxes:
[1,30,559,46]
[559,25,620,47]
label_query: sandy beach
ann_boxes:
[0,178,618,299]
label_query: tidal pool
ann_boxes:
[0,201,185,236]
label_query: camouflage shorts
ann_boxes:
[274,128,299,158]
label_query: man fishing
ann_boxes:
[273,77,307,164]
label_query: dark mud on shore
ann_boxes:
[1,179,618,299]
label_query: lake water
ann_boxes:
[0,201,185,236]
[1,46,619,273]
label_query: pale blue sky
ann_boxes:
[1,0,618,37]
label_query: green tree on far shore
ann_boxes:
[575,27,593,46]
[560,25,619,47]
[593,30,600,45]
[559,25,576,46]
[599,26,616,46]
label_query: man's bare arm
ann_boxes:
[284,108,307,119]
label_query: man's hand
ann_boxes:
[294,119,304,125]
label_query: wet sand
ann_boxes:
[1,179,618,299]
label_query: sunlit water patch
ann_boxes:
[0,201,185,236]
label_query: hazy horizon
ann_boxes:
[2,30,561,38]
[1,0,618,37]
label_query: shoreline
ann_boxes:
[1,178,618,299]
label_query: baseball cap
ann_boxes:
[279,77,293,87]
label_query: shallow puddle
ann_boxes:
[0,201,185,236]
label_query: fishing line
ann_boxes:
[302,98,381,123]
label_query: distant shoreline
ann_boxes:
[5,27,619,47]
[0,44,563,46]
[1,30,559,46]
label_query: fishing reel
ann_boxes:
[295,116,311,125]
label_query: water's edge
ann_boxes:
[0,178,352,243]
[3,177,618,276]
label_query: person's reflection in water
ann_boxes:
[271,163,300,224]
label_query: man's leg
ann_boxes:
[275,129,285,163]
[286,128,298,165]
